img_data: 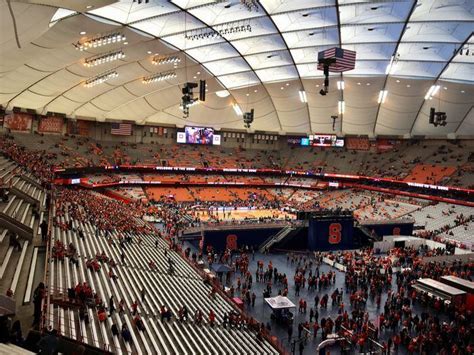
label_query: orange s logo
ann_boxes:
[328,223,342,244]
[226,234,238,251]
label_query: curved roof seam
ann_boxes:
[409,32,473,134]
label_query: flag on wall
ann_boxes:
[4,113,32,131]
[39,116,63,133]
[111,122,132,136]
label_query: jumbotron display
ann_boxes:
[289,134,344,147]
[309,134,344,147]
[177,126,221,145]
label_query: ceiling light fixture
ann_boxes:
[185,20,252,41]
[233,103,243,116]
[385,54,399,75]
[216,90,230,98]
[152,55,181,65]
[299,90,307,103]
[74,32,126,51]
[142,71,177,84]
[377,90,388,104]
[80,31,86,35]
[240,0,258,12]
[338,100,345,114]
[84,70,118,87]
[83,50,125,67]
[425,84,440,100]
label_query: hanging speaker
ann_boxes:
[199,80,206,101]
[429,107,435,124]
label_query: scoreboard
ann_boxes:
[308,214,354,251]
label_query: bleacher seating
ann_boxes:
[409,203,472,232]
[6,133,474,188]
[405,164,456,184]
[0,157,46,301]
[46,200,278,354]
[438,221,474,247]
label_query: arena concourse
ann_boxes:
[0,1,473,354]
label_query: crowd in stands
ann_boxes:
[0,135,54,183]
[6,132,474,188]
[54,188,154,233]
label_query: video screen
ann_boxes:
[287,135,344,147]
[177,127,221,145]
[309,134,337,147]
[334,138,344,147]
[176,131,186,143]
[185,127,214,145]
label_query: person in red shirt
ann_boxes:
[131,300,138,315]
[209,309,216,327]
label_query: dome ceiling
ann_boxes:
[0,0,473,136]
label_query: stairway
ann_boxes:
[259,225,296,252]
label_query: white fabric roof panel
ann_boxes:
[217,72,260,89]
[456,106,474,136]
[203,57,250,76]
[232,34,287,55]
[271,7,338,32]
[375,78,434,135]
[245,51,294,70]
[260,0,332,15]
[283,29,339,48]
[339,2,414,24]
[341,23,405,44]
[0,0,472,137]
[187,43,239,63]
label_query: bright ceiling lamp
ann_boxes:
[84,70,118,87]
[216,90,230,98]
[152,55,181,65]
[425,85,440,100]
[83,50,125,67]
[142,71,177,84]
[377,90,388,104]
[337,81,345,90]
[233,103,243,116]
[338,100,345,114]
[385,55,398,75]
[298,90,307,103]
[75,32,126,51]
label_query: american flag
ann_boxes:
[111,122,132,136]
[317,47,356,73]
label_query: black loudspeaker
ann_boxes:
[429,107,435,124]
[199,80,206,101]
